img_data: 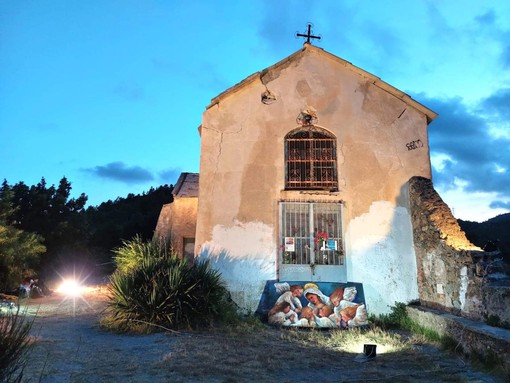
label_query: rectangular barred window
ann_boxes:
[280,201,344,265]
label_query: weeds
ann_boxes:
[0,306,34,382]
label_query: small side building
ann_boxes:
[153,172,198,261]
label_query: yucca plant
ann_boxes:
[106,238,235,332]
[0,307,33,382]
[112,234,165,275]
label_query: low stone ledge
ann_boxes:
[407,306,510,372]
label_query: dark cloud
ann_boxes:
[503,43,510,68]
[475,10,496,25]
[422,94,510,196]
[158,168,181,184]
[490,200,510,209]
[472,9,510,69]
[256,1,326,54]
[83,162,154,184]
[481,87,510,118]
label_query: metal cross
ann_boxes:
[296,23,321,44]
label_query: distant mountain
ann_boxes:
[458,213,510,261]
[484,213,510,224]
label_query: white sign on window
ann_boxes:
[284,237,295,252]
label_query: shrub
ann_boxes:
[112,234,163,275]
[0,307,33,382]
[106,238,236,332]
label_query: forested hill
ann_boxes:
[458,213,510,260]
[0,177,174,289]
[86,186,174,253]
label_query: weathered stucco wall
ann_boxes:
[346,199,419,314]
[195,45,435,312]
[409,176,483,319]
[197,221,276,313]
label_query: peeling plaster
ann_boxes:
[346,201,418,314]
[211,220,274,259]
[459,266,468,310]
[198,220,276,312]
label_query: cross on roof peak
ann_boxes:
[296,23,321,45]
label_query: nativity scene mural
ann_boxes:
[266,282,368,328]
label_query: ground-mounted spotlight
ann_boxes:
[354,343,377,363]
[363,344,377,358]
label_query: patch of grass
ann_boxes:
[486,314,510,330]
[372,303,446,344]
[374,302,510,380]
[0,306,34,382]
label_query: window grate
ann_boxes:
[280,202,344,265]
[285,129,338,190]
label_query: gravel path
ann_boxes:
[19,288,506,383]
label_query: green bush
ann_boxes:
[106,238,236,332]
[0,307,33,382]
[112,234,163,275]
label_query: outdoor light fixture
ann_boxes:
[56,278,85,297]
[363,344,377,358]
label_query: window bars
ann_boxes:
[285,129,338,190]
[280,201,344,266]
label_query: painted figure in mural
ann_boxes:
[275,284,304,313]
[329,286,364,328]
[329,287,344,307]
[303,283,331,313]
[268,301,298,326]
[297,306,317,327]
[315,303,336,327]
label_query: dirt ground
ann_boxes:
[17,286,506,383]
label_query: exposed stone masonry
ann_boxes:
[409,176,484,320]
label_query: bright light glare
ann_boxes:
[56,279,84,297]
[342,340,401,355]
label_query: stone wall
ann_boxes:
[409,176,484,320]
[483,283,510,325]
[407,305,510,374]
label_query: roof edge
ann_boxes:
[206,43,437,123]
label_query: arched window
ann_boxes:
[285,127,338,190]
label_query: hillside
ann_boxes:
[458,213,510,261]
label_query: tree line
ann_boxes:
[0,177,173,292]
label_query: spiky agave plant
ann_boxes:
[107,238,233,331]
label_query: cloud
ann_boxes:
[256,1,318,53]
[475,10,496,26]
[83,162,154,184]
[113,81,144,101]
[481,87,510,119]
[490,200,510,210]
[158,168,181,184]
[423,93,510,198]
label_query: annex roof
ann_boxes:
[173,172,199,198]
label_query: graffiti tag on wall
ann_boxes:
[406,139,424,151]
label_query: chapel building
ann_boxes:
[155,42,481,316]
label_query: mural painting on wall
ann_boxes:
[268,282,368,328]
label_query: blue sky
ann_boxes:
[1,1,509,222]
